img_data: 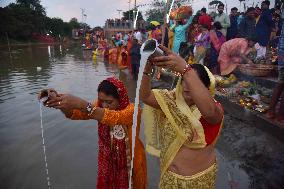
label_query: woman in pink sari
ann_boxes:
[218,37,257,75]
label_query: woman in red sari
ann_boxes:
[39,77,147,189]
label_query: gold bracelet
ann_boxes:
[88,106,97,117]
[143,72,152,76]
[181,64,193,77]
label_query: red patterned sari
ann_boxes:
[71,77,147,189]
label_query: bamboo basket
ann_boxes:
[238,64,274,77]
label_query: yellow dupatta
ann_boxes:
[143,66,216,178]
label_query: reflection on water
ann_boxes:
[0,44,122,189]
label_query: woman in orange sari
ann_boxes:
[39,77,147,189]
[117,45,128,70]
[109,47,118,64]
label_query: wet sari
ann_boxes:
[109,48,118,64]
[118,48,128,70]
[70,77,147,189]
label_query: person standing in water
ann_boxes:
[140,46,223,189]
[130,38,141,80]
[38,77,147,189]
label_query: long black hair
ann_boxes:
[213,22,223,30]
[191,64,211,88]
[97,80,119,99]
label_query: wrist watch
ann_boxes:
[86,102,92,113]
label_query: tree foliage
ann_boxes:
[145,0,166,24]
[0,0,82,41]
[122,9,143,21]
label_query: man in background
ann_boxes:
[239,7,256,39]
[134,29,142,44]
[255,0,273,59]
[227,7,239,40]
[129,39,141,80]
[214,3,231,37]
[265,16,284,125]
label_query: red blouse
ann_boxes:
[200,102,223,145]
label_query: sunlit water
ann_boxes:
[0,44,120,189]
[0,43,252,189]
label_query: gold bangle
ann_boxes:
[143,72,152,76]
[88,106,97,117]
[181,64,192,77]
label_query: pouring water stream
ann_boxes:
[129,39,162,188]
[39,98,51,189]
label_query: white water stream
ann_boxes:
[129,39,160,188]
[39,98,51,189]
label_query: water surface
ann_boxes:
[0,44,251,189]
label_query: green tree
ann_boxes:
[45,17,65,36]
[16,0,46,33]
[122,9,143,21]
[69,17,81,29]
[1,3,35,38]
[145,0,165,24]
[0,0,86,42]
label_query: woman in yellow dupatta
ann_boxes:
[140,46,223,189]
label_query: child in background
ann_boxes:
[194,24,210,65]
[92,47,99,63]
[121,46,128,67]
[108,42,118,64]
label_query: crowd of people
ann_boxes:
[93,0,282,79]
[39,1,284,188]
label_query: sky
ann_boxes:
[0,0,275,27]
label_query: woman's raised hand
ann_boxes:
[38,89,58,100]
[152,45,187,74]
[46,94,87,111]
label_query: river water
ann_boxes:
[1,44,281,189]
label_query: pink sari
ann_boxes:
[218,38,250,75]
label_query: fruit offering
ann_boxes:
[238,97,258,109]
[239,81,251,88]
[216,74,237,88]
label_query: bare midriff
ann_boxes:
[168,144,216,176]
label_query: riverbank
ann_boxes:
[0,38,81,48]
